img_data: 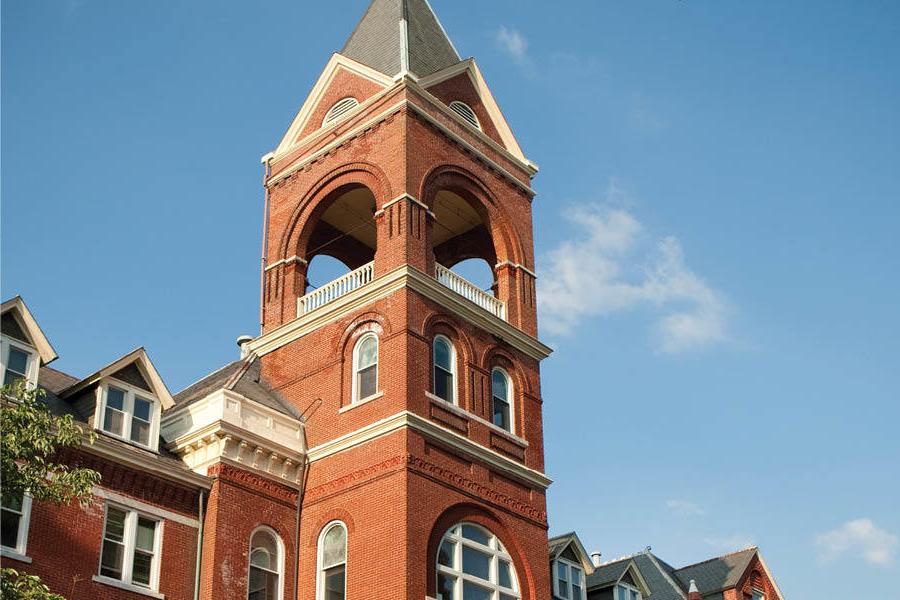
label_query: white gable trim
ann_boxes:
[618,561,651,597]
[61,348,175,410]
[273,53,393,158]
[0,297,57,364]
[754,552,786,600]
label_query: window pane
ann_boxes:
[106,387,126,411]
[6,348,29,375]
[438,539,456,567]
[462,581,491,600]
[491,369,508,400]
[460,524,490,546]
[1,493,23,512]
[461,546,491,580]
[573,583,583,599]
[558,577,570,600]
[104,407,124,436]
[131,418,151,445]
[135,517,156,551]
[492,398,510,431]
[631,591,640,600]
[134,397,152,421]
[357,336,377,369]
[498,559,513,589]
[324,565,345,600]
[322,525,346,568]
[1,509,21,548]
[357,365,377,400]
[250,548,272,570]
[434,367,453,401]
[100,540,125,579]
[434,339,452,369]
[249,567,278,600]
[3,369,24,386]
[104,507,127,542]
[436,573,456,600]
[132,550,153,586]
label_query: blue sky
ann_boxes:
[2,1,898,598]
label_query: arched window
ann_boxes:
[433,336,456,403]
[436,523,520,600]
[248,528,282,600]
[323,97,359,126]
[352,333,378,402]
[317,522,347,600]
[491,368,512,433]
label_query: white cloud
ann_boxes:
[704,535,756,552]
[816,519,898,567]
[537,189,730,353]
[666,499,705,517]
[495,26,528,62]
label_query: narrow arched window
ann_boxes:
[352,334,378,402]
[433,336,455,403]
[248,528,282,600]
[318,522,347,600]
[491,368,512,433]
[436,522,520,600]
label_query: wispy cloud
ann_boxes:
[495,26,529,63]
[704,535,756,552]
[816,519,898,567]
[666,499,705,517]
[537,184,731,353]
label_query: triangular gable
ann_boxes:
[617,561,652,597]
[273,53,394,159]
[60,347,174,409]
[549,532,596,575]
[736,551,785,600]
[418,59,535,171]
[0,296,58,364]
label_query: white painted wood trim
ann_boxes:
[92,487,199,528]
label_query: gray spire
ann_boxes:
[341,0,461,78]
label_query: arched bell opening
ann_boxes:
[432,189,499,298]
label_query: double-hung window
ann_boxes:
[352,334,378,402]
[1,492,32,559]
[491,368,513,433]
[554,559,585,600]
[1,338,36,388]
[99,382,158,449]
[616,584,642,600]
[433,336,456,403]
[98,504,161,591]
[317,522,346,600]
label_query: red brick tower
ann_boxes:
[247,1,552,598]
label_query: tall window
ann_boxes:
[100,383,157,449]
[99,504,160,590]
[555,559,585,600]
[436,523,520,600]
[433,336,456,403]
[352,334,378,402]
[249,528,282,600]
[491,368,512,433]
[1,492,32,558]
[318,522,346,600]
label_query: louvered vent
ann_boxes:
[323,97,360,126]
[449,101,481,130]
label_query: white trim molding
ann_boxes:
[0,296,58,364]
[92,487,199,529]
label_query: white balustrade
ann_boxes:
[435,264,506,320]
[297,261,375,316]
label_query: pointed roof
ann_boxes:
[341,0,461,78]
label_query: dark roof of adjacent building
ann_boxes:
[588,559,633,589]
[173,357,299,419]
[672,548,758,595]
[341,0,461,78]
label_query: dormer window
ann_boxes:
[98,381,160,451]
[0,338,37,388]
[449,101,481,131]
[554,558,586,600]
[616,583,642,600]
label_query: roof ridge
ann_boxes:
[675,546,758,571]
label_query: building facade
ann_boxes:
[0,2,785,600]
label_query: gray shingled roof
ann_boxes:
[673,548,757,595]
[585,553,686,600]
[587,559,632,588]
[341,0,461,77]
[174,358,299,419]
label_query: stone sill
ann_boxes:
[92,575,165,599]
[339,391,385,413]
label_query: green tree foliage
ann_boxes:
[1,381,102,599]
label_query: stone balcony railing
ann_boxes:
[295,260,506,321]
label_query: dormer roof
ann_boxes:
[60,347,174,410]
[549,531,596,576]
[341,0,461,78]
[1,296,58,364]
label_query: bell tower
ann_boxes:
[247,1,552,598]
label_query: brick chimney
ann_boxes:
[688,580,702,600]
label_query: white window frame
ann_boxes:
[247,526,284,600]
[94,502,163,595]
[351,333,379,403]
[0,336,39,389]
[554,558,586,600]
[490,367,514,435]
[1,492,33,562]
[432,335,457,405]
[316,520,347,600]
[616,582,643,600]
[95,378,161,452]
[436,522,521,600]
